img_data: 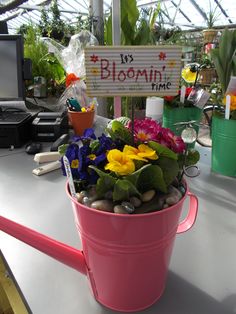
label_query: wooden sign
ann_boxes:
[85,46,182,97]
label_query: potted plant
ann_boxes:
[210,28,236,176]
[58,117,199,310]
[22,24,65,98]
[202,1,220,44]
[199,53,217,85]
[162,83,202,148]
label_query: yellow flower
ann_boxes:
[88,154,96,160]
[91,67,99,76]
[182,67,197,83]
[81,107,86,112]
[105,149,135,175]
[71,159,79,168]
[168,60,176,68]
[123,144,158,162]
[223,94,236,111]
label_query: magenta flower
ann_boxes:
[127,118,162,143]
[161,128,186,153]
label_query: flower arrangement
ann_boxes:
[164,87,194,108]
[60,118,199,214]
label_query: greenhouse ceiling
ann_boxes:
[0,0,236,34]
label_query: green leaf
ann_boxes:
[134,20,153,45]
[121,0,139,29]
[178,149,200,168]
[89,165,116,198]
[211,29,236,93]
[125,164,151,186]
[231,110,236,120]
[137,165,167,193]
[148,141,177,160]
[107,120,133,145]
[89,165,116,182]
[113,179,140,201]
[156,157,179,185]
[186,149,200,166]
[90,140,100,153]
[211,49,226,93]
[219,28,232,73]
[149,4,161,29]
[58,144,69,156]
[104,11,112,45]
[121,14,135,45]
[96,177,115,198]
[232,56,236,76]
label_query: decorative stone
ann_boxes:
[134,195,164,214]
[82,196,91,207]
[121,202,135,214]
[179,185,186,196]
[141,190,156,202]
[91,200,114,212]
[80,190,88,197]
[129,196,142,208]
[114,205,129,214]
[76,192,84,203]
[165,195,180,206]
[165,186,183,206]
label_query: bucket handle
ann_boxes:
[177,191,198,234]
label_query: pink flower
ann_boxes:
[161,128,186,153]
[126,118,185,153]
[127,118,162,143]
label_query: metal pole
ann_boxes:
[112,0,122,118]
[90,0,104,45]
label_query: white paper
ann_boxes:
[225,95,231,120]
[63,155,77,198]
[180,86,186,104]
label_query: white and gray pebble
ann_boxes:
[114,205,129,214]
[82,196,91,207]
[141,190,156,202]
[76,192,84,203]
[121,202,135,213]
[165,186,183,205]
[91,200,114,212]
[129,196,142,208]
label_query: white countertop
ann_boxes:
[1,122,236,314]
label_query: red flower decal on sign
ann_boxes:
[159,52,166,61]
[90,54,99,63]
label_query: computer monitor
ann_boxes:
[0,34,26,109]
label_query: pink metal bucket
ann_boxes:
[67,183,198,312]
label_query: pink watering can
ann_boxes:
[0,183,198,312]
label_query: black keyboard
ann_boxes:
[0,112,31,124]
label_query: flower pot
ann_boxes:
[67,183,198,312]
[211,115,236,176]
[162,105,202,148]
[202,29,218,44]
[199,68,217,85]
[68,110,95,136]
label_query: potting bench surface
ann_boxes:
[0,117,236,314]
